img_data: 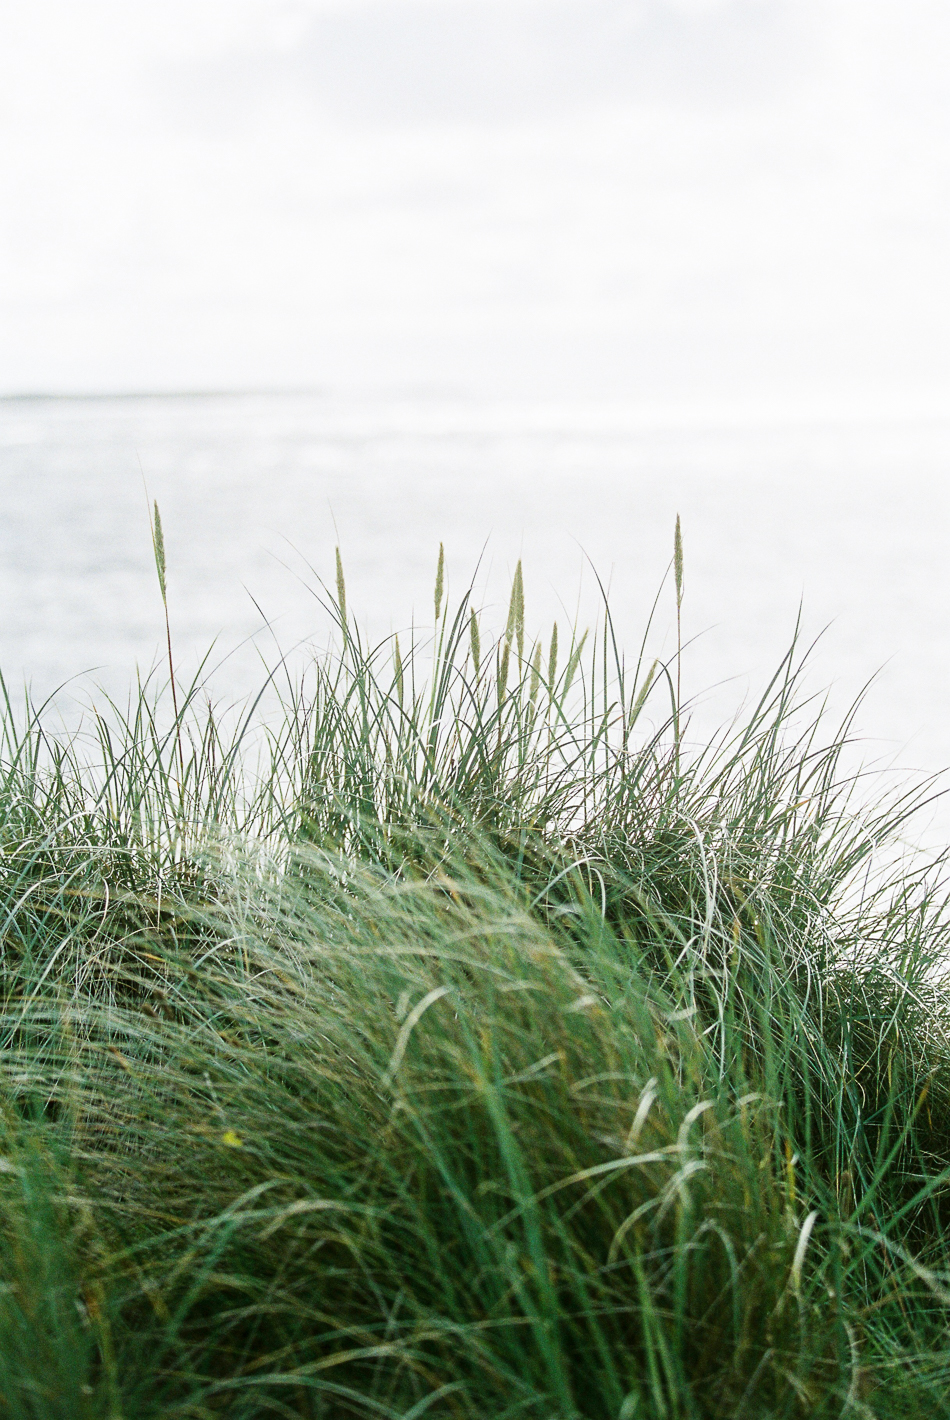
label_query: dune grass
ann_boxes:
[0,539,949,1416]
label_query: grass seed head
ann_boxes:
[514,560,525,659]
[469,609,481,674]
[394,634,404,704]
[335,546,347,626]
[674,513,684,612]
[151,500,167,604]
[434,543,445,624]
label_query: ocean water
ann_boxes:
[2,390,949,840]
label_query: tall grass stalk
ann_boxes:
[149,499,184,790]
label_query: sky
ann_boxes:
[2,0,950,410]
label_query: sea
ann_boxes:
[2,389,949,845]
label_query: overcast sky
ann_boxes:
[2,0,950,410]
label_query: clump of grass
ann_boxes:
[0,537,948,1415]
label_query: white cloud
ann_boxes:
[1,1,949,407]
[147,0,807,132]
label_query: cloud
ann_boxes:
[5,0,950,404]
[152,0,808,135]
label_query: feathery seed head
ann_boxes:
[674,514,684,611]
[335,547,347,626]
[631,658,659,724]
[505,561,525,658]
[563,630,588,696]
[434,543,445,624]
[469,610,481,674]
[394,634,404,704]
[497,639,510,703]
[514,560,525,659]
[152,500,167,603]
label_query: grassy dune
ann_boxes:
[0,539,949,1417]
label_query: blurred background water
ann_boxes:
[2,388,948,843]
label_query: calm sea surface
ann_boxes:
[2,391,949,841]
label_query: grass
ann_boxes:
[0,534,949,1416]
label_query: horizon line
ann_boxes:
[0,386,328,403]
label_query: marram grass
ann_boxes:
[0,546,949,1418]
